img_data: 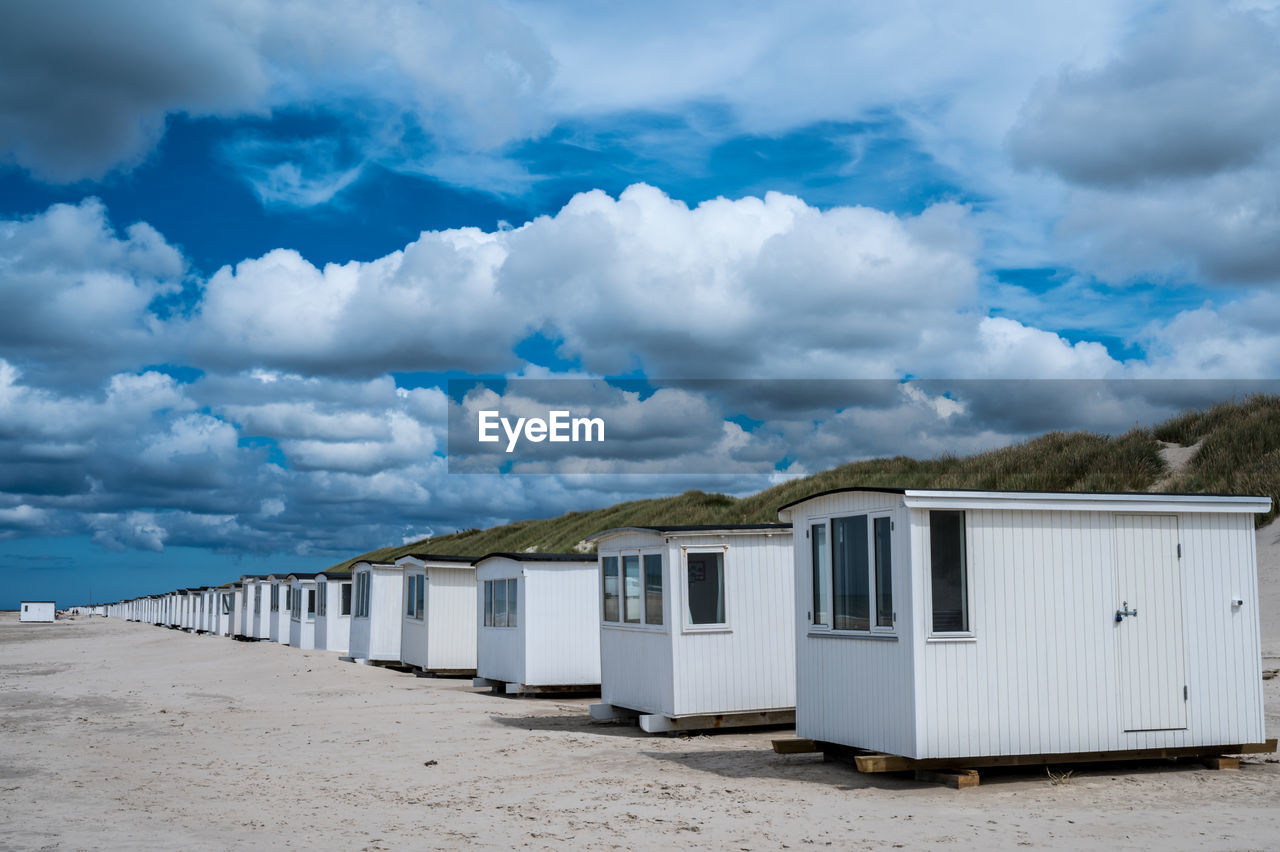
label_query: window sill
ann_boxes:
[926,634,976,643]
[601,623,668,634]
[682,625,732,635]
[807,631,898,641]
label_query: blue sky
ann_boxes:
[3,0,1280,608]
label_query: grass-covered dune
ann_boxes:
[328,394,1280,570]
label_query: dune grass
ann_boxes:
[326,395,1279,570]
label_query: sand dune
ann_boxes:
[1,527,1277,850]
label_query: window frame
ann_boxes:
[405,573,426,620]
[290,585,301,621]
[600,548,666,631]
[807,510,899,638]
[354,571,370,619]
[306,588,316,622]
[925,509,974,641]
[682,546,729,633]
[340,582,352,616]
[316,581,327,617]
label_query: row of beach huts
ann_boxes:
[100,487,1275,776]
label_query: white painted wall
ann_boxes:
[314,575,352,654]
[399,558,478,672]
[348,563,404,662]
[782,489,1270,760]
[595,527,795,719]
[476,556,600,688]
[288,578,317,650]
[19,601,54,622]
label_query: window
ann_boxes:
[354,571,370,618]
[686,551,725,626]
[253,585,262,614]
[306,589,316,622]
[832,516,869,630]
[222,595,233,615]
[622,555,641,623]
[340,583,352,616]
[644,554,663,625]
[874,516,893,628]
[601,556,619,622]
[316,582,327,617]
[270,583,279,612]
[406,574,425,620]
[483,579,518,627]
[816,513,896,634]
[929,510,969,633]
[290,586,301,620]
[811,523,829,627]
[601,553,663,626]
[284,587,292,611]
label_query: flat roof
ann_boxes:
[395,553,478,564]
[777,486,1273,515]
[473,552,597,565]
[587,523,792,543]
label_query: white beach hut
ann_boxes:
[347,561,404,664]
[777,487,1276,768]
[213,585,237,636]
[472,553,600,695]
[587,524,796,732]
[287,573,319,650]
[267,574,292,644]
[314,570,352,654]
[237,576,271,639]
[19,601,55,623]
[395,553,479,675]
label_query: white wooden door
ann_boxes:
[1114,514,1188,732]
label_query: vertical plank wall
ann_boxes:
[915,509,1265,759]
[669,531,795,717]
[791,491,916,757]
[424,565,478,671]
[598,531,675,716]
[524,563,601,687]
[476,559,524,684]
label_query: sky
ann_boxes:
[4,0,1280,608]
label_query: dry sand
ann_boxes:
[2,526,1279,851]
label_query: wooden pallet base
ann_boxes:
[409,667,476,678]
[473,678,599,696]
[915,768,980,789]
[816,738,1277,774]
[586,706,794,733]
[772,737,819,754]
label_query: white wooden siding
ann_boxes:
[524,563,600,686]
[476,560,524,685]
[596,528,794,718]
[782,490,1267,761]
[790,491,916,756]
[915,507,1265,759]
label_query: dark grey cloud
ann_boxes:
[1008,6,1280,188]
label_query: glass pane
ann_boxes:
[832,516,869,630]
[341,583,351,615]
[623,555,641,623]
[484,581,494,627]
[406,577,415,616]
[494,578,507,628]
[416,575,425,619]
[316,583,325,616]
[930,510,968,632]
[644,554,663,625]
[686,552,725,625]
[811,523,829,626]
[307,589,316,620]
[601,557,619,622]
[874,516,893,628]
[507,578,518,628]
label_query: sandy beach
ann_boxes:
[1,525,1277,851]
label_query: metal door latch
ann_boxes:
[1115,602,1138,622]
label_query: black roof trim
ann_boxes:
[473,552,598,564]
[776,485,1270,514]
[397,553,479,564]
[634,523,792,533]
